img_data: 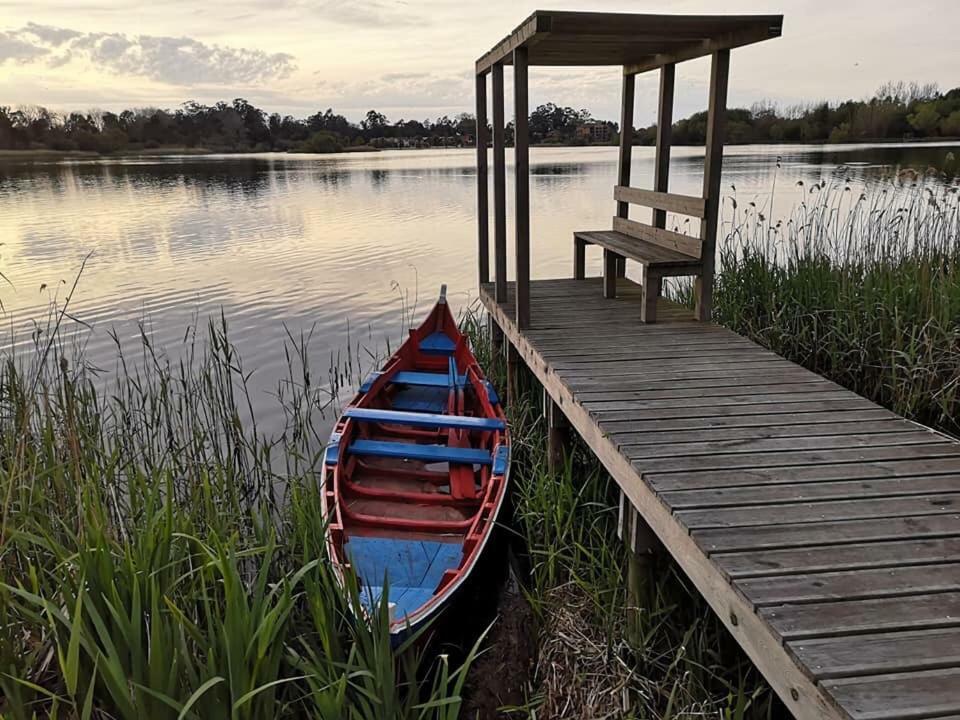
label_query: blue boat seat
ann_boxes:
[394,371,466,388]
[346,537,463,619]
[348,439,492,466]
[345,407,504,431]
[420,332,456,355]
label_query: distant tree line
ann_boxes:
[0,100,478,154]
[635,82,960,145]
[2,82,959,155]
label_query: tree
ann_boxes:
[908,103,942,136]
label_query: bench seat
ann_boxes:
[574,230,701,274]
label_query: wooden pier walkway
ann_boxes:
[482,277,960,720]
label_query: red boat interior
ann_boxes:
[324,293,508,625]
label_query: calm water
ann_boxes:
[1,142,958,430]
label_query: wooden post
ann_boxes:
[602,249,618,299]
[613,72,635,282]
[545,391,569,474]
[506,342,520,407]
[513,46,531,330]
[475,72,489,286]
[573,235,586,279]
[487,313,503,356]
[697,50,729,322]
[492,63,507,304]
[619,491,659,648]
[653,64,675,232]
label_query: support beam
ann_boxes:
[475,72,490,286]
[602,249,618,298]
[653,63,675,231]
[545,391,570,474]
[616,72,635,281]
[573,235,586,280]
[513,46,531,330]
[505,341,520,407]
[696,49,729,322]
[619,490,659,646]
[492,63,507,303]
[487,313,503,356]
[616,72,635,219]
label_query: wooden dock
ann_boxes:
[482,277,960,720]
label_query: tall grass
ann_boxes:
[0,307,480,719]
[713,175,960,435]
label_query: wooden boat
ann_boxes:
[322,286,509,639]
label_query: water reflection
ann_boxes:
[0,142,957,432]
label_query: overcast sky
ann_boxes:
[0,0,957,124]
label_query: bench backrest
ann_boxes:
[612,185,706,259]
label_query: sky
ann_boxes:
[0,0,958,125]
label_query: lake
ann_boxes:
[1,142,957,431]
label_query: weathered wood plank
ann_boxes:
[636,443,958,476]
[716,538,960,579]
[602,409,897,435]
[663,473,960,509]
[696,514,960,554]
[615,186,705,218]
[680,493,960,531]
[823,667,960,720]
[741,562,960,606]
[614,420,911,450]
[790,628,960,680]
[588,389,856,411]
[630,431,942,463]
[585,382,840,404]
[599,398,884,424]
[761,592,960,640]
[612,216,702,258]
[648,457,960,491]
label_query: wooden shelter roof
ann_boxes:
[475,10,783,74]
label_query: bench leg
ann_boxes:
[573,237,586,280]
[695,275,713,322]
[615,256,626,278]
[641,268,661,323]
[603,249,618,299]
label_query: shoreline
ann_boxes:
[1,136,958,161]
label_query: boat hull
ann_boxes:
[321,289,510,640]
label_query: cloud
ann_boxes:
[0,23,296,85]
[257,0,424,28]
[315,72,472,115]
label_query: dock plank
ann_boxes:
[789,628,960,679]
[822,668,960,719]
[662,475,960,509]
[677,493,960,529]
[761,592,960,640]
[694,514,960,553]
[740,562,960,606]
[715,537,960,579]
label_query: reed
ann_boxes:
[711,175,960,436]
[0,309,479,719]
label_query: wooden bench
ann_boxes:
[574,185,706,322]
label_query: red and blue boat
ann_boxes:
[322,287,509,639]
